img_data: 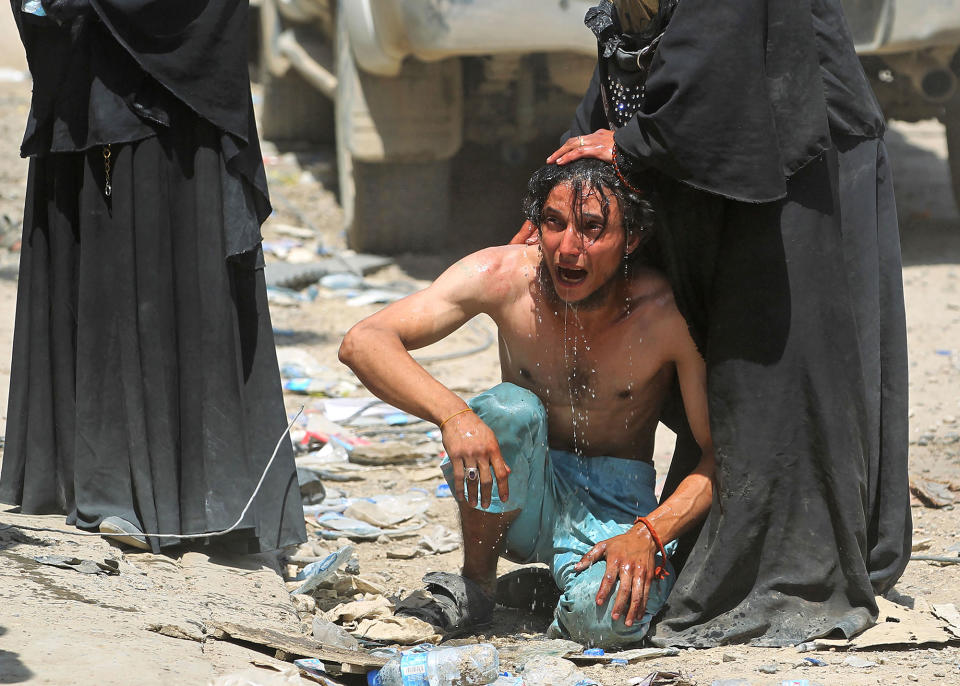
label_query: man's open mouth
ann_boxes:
[556,265,588,286]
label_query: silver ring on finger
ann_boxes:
[578,135,584,147]
[466,467,479,481]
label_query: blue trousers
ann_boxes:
[442,383,675,647]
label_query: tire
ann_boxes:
[946,100,960,214]
[335,4,454,254]
[347,160,453,254]
[260,69,334,144]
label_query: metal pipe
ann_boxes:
[920,67,957,103]
[277,30,339,99]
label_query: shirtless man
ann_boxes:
[339,159,715,646]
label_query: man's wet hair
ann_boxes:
[522,158,655,251]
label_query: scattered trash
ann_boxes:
[631,673,691,686]
[344,491,431,528]
[842,655,878,668]
[145,621,206,642]
[209,621,387,673]
[417,524,461,555]
[262,238,303,260]
[265,255,393,290]
[296,467,327,505]
[368,643,500,686]
[312,616,362,651]
[909,476,956,507]
[497,639,582,667]
[315,512,425,541]
[273,224,317,240]
[33,555,120,576]
[266,285,318,307]
[318,398,415,426]
[796,597,956,648]
[325,595,442,645]
[931,603,960,638]
[208,666,309,686]
[435,483,453,498]
[911,537,932,551]
[293,659,341,685]
[387,525,462,560]
[519,655,598,686]
[803,657,828,667]
[284,378,358,397]
[758,663,779,674]
[349,441,439,466]
[321,273,367,290]
[568,646,680,665]
[290,546,355,595]
[346,289,408,307]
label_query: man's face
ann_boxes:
[538,181,636,308]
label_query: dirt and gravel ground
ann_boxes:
[1,11,960,683]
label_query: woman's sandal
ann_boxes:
[394,571,495,637]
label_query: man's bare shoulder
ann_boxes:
[627,265,699,359]
[627,265,678,316]
[444,244,538,292]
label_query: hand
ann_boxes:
[547,129,616,165]
[574,525,658,626]
[508,220,539,246]
[441,411,510,509]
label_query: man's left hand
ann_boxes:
[574,526,658,627]
[547,129,615,165]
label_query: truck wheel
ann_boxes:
[344,159,452,254]
[260,69,334,144]
[947,100,960,213]
[335,3,460,254]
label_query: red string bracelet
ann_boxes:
[634,516,670,579]
[612,146,644,196]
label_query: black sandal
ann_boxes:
[495,566,561,615]
[395,572,495,637]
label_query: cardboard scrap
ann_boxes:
[324,594,441,645]
[567,646,681,665]
[909,476,956,508]
[352,615,442,645]
[208,622,387,670]
[932,603,960,638]
[802,597,956,649]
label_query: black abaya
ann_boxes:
[0,1,306,553]
[569,0,911,645]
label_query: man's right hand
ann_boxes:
[441,410,510,509]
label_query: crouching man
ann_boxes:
[339,160,715,647]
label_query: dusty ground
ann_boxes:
[1,11,960,684]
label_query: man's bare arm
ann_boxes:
[339,248,516,506]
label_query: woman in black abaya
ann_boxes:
[0,0,306,553]
[531,0,912,646]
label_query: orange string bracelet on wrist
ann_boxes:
[634,516,670,579]
[438,407,472,429]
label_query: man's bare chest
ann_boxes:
[498,319,661,409]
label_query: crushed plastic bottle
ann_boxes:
[21,1,45,16]
[367,644,500,686]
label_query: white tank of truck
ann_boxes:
[253,0,960,254]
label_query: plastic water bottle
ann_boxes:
[367,644,500,686]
